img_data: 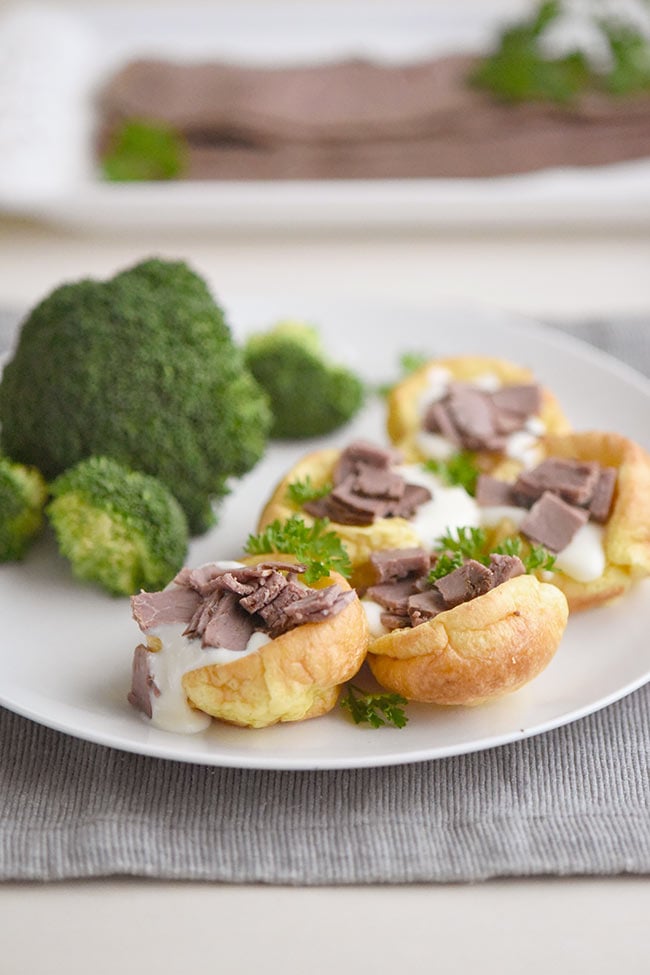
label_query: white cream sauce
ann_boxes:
[147,623,271,734]
[553,522,606,583]
[397,463,480,548]
[141,560,272,734]
[361,598,388,639]
[479,505,606,582]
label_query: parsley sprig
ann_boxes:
[286,476,332,506]
[493,535,557,573]
[429,525,556,580]
[101,119,187,181]
[435,526,488,561]
[471,0,650,103]
[423,451,480,496]
[244,515,351,583]
[340,684,409,729]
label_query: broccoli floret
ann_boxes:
[47,456,189,596]
[244,320,364,439]
[0,259,271,533]
[0,456,48,561]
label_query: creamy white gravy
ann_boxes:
[397,463,480,548]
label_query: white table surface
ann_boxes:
[2,0,650,959]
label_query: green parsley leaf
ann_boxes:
[471,0,650,105]
[429,528,557,580]
[523,542,557,573]
[492,535,524,559]
[470,0,591,104]
[428,551,464,583]
[423,451,480,496]
[600,20,650,96]
[493,534,557,573]
[101,119,187,182]
[340,684,409,729]
[434,526,489,563]
[244,515,351,583]
[286,476,333,507]
[399,351,430,374]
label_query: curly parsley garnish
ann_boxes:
[101,119,187,181]
[471,0,650,104]
[494,535,557,573]
[435,526,489,562]
[340,684,409,729]
[430,526,556,578]
[286,476,332,506]
[423,452,480,496]
[244,515,351,583]
[428,552,464,583]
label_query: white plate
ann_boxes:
[1,0,650,230]
[1,296,650,769]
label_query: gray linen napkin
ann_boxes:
[1,311,649,884]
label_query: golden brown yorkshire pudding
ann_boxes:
[367,573,568,706]
[181,560,368,728]
[258,448,425,589]
[259,437,489,594]
[484,432,650,611]
[387,355,571,474]
[130,555,369,730]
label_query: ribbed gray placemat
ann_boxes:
[1,311,649,884]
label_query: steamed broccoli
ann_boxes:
[0,259,271,533]
[47,456,189,596]
[0,456,48,561]
[244,320,364,439]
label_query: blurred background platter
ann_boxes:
[1,0,650,230]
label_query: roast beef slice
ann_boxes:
[370,547,431,582]
[514,458,600,507]
[131,587,202,632]
[520,491,589,552]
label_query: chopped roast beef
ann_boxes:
[200,591,257,651]
[239,570,289,612]
[365,546,526,632]
[407,588,448,627]
[491,384,542,418]
[475,456,617,552]
[370,547,431,582]
[333,440,400,481]
[127,644,160,719]
[588,467,617,523]
[513,458,600,507]
[447,385,505,452]
[303,440,432,526]
[366,578,419,612]
[256,584,306,636]
[434,558,493,608]
[423,381,541,452]
[423,401,462,446]
[475,475,516,507]
[381,611,415,631]
[131,559,355,670]
[520,491,589,553]
[281,585,356,627]
[131,586,202,631]
[488,553,526,587]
